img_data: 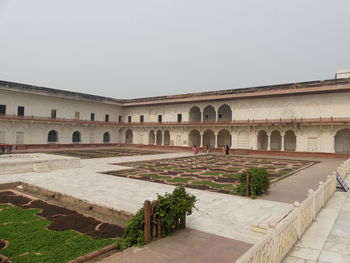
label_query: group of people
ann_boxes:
[0,145,13,154]
[192,144,230,155]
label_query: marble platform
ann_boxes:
[0,153,80,174]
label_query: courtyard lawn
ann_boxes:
[49,148,163,159]
[0,204,116,263]
[105,155,315,195]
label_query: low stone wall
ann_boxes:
[236,159,350,263]
[0,153,80,175]
[7,182,133,227]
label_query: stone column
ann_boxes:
[267,134,271,150]
[200,133,203,147]
[215,133,218,148]
[216,111,219,122]
[200,112,204,122]
[281,133,285,151]
[161,132,164,146]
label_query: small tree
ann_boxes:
[235,167,270,198]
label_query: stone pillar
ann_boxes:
[200,133,203,147]
[161,132,164,146]
[281,132,285,151]
[267,134,271,150]
[200,112,203,122]
[216,111,219,122]
[215,133,218,148]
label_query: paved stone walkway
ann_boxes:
[98,229,252,263]
[284,174,350,262]
[0,152,291,244]
[260,157,344,203]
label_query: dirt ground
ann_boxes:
[0,190,124,239]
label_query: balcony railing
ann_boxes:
[0,114,350,126]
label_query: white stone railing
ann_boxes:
[236,158,349,263]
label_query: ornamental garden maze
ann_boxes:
[1,76,350,155]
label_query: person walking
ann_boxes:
[225,145,230,156]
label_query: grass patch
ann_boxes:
[201,172,222,176]
[166,177,192,183]
[0,204,115,263]
[277,171,289,176]
[174,168,200,173]
[139,174,171,179]
[223,174,241,179]
[191,181,232,189]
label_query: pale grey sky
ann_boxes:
[0,0,349,99]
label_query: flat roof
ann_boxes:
[1,77,350,107]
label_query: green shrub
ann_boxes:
[116,186,196,250]
[235,168,270,198]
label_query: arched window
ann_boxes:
[189,106,201,122]
[48,130,58,143]
[103,132,110,143]
[72,131,81,143]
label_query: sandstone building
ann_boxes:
[1,76,350,154]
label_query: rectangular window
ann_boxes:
[51,109,57,119]
[0,104,6,115]
[140,115,144,123]
[105,114,109,122]
[177,114,182,122]
[118,115,122,123]
[75,112,80,120]
[91,113,95,121]
[18,106,24,116]
[128,116,132,123]
[158,115,162,122]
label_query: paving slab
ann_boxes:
[98,229,252,263]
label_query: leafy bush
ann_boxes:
[234,168,270,198]
[116,186,196,250]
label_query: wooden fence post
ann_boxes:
[144,200,151,244]
[245,173,250,197]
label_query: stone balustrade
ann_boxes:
[236,158,349,263]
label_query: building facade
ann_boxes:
[1,78,350,154]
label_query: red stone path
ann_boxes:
[98,229,252,263]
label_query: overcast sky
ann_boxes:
[0,1,349,99]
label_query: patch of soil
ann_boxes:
[0,191,123,239]
[214,177,237,183]
[187,184,211,190]
[0,191,32,206]
[0,240,6,250]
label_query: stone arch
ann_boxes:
[217,129,231,147]
[72,131,81,143]
[48,130,58,143]
[203,129,215,147]
[189,106,201,122]
[257,130,268,150]
[335,128,350,153]
[238,130,249,149]
[284,130,296,151]
[124,130,132,144]
[104,132,111,143]
[218,104,232,121]
[149,130,155,145]
[203,105,216,122]
[270,130,282,150]
[164,130,170,145]
[188,129,201,147]
[156,130,162,145]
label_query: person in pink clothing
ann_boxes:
[192,145,199,155]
